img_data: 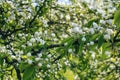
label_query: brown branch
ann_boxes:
[6,0,48,37]
[31,44,64,55]
[14,65,21,80]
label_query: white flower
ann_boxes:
[38,53,42,57]
[57,63,62,67]
[72,27,79,33]
[35,57,40,61]
[93,22,98,28]
[53,38,58,42]
[44,30,47,34]
[82,37,86,41]
[11,55,16,59]
[105,51,111,56]
[106,29,113,35]
[89,28,95,34]
[100,20,105,24]
[27,53,31,56]
[91,53,95,59]
[28,59,32,64]
[40,40,45,45]
[87,43,90,46]
[19,51,24,55]
[71,22,79,27]
[38,63,42,67]
[45,58,48,61]
[79,29,84,34]
[17,57,21,62]
[83,27,89,31]
[64,43,68,46]
[90,41,94,45]
[21,45,26,48]
[68,49,72,53]
[106,19,113,25]
[104,34,110,40]
[62,34,68,38]
[97,9,104,14]
[48,54,52,58]
[36,37,42,42]
[64,60,69,65]
[28,42,32,46]
[30,38,36,43]
[66,14,70,20]
[47,64,50,68]
[18,33,22,37]
[25,34,28,37]
[35,32,40,37]
[51,33,55,37]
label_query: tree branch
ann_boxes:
[31,44,64,55]
[14,65,21,80]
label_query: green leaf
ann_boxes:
[78,37,84,54]
[19,63,29,72]
[23,65,35,80]
[84,18,99,28]
[62,37,74,44]
[113,10,120,28]
[0,58,4,65]
[98,34,104,48]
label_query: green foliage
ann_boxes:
[98,34,104,48]
[23,65,35,80]
[0,0,120,80]
[113,10,120,28]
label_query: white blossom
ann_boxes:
[68,49,72,53]
[30,38,36,43]
[19,51,24,55]
[87,43,90,46]
[71,22,79,27]
[104,34,110,40]
[82,37,86,41]
[72,27,80,33]
[91,53,95,59]
[51,33,55,37]
[89,28,95,34]
[45,58,48,61]
[38,63,42,67]
[100,20,106,24]
[79,29,83,34]
[28,42,32,46]
[90,41,94,45]
[47,64,50,68]
[28,59,32,64]
[53,38,58,42]
[35,57,40,61]
[93,22,99,28]
[35,32,40,37]
[105,51,111,56]
[40,40,45,45]
[106,29,113,35]
[17,57,21,62]
[48,54,52,58]
[66,14,70,20]
[27,53,31,56]
[44,30,47,34]
[106,19,113,25]
[38,53,42,57]
[11,55,16,59]
[18,33,22,37]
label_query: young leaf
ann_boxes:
[98,34,104,48]
[23,65,35,80]
[113,10,120,28]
